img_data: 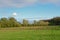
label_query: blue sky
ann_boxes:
[0,0,60,21]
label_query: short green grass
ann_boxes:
[0,29,60,40]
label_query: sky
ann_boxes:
[0,0,60,21]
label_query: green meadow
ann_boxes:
[0,26,60,40]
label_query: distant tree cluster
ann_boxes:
[0,17,60,27]
[49,17,60,25]
[0,17,21,28]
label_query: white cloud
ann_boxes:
[12,12,17,16]
[0,0,60,8]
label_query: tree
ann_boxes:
[33,20,38,26]
[50,17,60,25]
[23,19,29,26]
[0,17,9,27]
[8,17,21,27]
[38,20,49,26]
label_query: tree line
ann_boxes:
[0,17,60,28]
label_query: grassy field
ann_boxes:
[0,26,60,40]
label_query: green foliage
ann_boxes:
[49,17,60,25]
[0,17,60,27]
[0,17,21,27]
[33,20,49,26]
[23,19,29,26]
[38,20,49,26]
[0,17,9,27]
[33,20,38,26]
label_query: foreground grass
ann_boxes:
[0,26,60,40]
[0,29,60,40]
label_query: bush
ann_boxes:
[38,20,49,26]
